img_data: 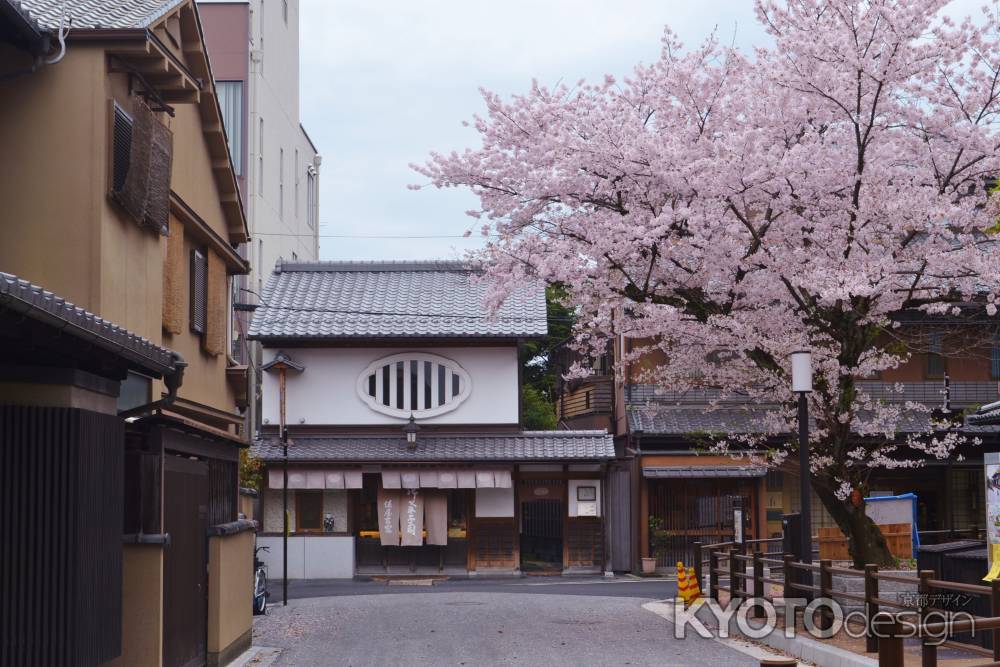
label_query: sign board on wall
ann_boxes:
[985,453,1000,580]
[568,480,602,517]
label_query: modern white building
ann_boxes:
[248,261,615,579]
[199,0,320,432]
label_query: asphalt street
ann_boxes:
[250,578,763,666]
[267,575,678,601]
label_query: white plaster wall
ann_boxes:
[475,488,515,517]
[261,347,520,426]
[256,536,355,580]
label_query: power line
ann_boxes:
[252,231,495,239]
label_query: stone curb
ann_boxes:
[758,629,877,667]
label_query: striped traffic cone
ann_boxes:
[676,561,692,605]
[686,566,702,605]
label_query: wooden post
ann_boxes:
[819,559,833,632]
[783,553,794,600]
[694,541,703,594]
[864,564,879,653]
[752,548,765,619]
[709,548,720,602]
[876,617,905,667]
[729,547,740,608]
[991,578,1000,662]
[918,569,936,667]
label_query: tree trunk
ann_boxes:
[813,483,895,568]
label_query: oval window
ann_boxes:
[356,352,472,418]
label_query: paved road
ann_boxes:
[268,575,677,601]
[251,579,761,666]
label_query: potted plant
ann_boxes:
[643,516,669,574]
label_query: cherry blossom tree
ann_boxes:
[415,0,1000,566]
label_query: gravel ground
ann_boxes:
[251,590,761,666]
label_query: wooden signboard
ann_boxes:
[818,523,912,561]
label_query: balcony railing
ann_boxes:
[626,381,1000,408]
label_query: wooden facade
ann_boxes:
[0,406,124,667]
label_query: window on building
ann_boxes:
[109,100,170,234]
[296,491,323,532]
[257,118,264,195]
[993,330,1000,380]
[279,147,284,219]
[111,102,133,193]
[117,371,152,413]
[216,81,243,176]
[306,168,316,228]
[190,248,208,335]
[927,331,945,377]
[294,149,300,219]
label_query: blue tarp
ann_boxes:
[865,493,920,548]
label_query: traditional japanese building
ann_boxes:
[0,1,253,665]
[558,325,1000,572]
[248,260,615,577]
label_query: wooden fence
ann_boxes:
[698,540,1000,667]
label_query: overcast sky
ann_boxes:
[298,0,984,262]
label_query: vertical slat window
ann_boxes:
[438,364,446,405]
[381,366,390,406]
[927,331,945,377]
[992,330,1000,380]
[394,362,403,409]
[424,361,433,409]
[410,360,418,412]
[112,103,133,193]
[215,81,243,176]
[359,355,471,417]
[190,249,208,335]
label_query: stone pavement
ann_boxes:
[247,585,771,666]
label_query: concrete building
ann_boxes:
[0,1,254,665]
[198,0,321,435]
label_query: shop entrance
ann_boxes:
[520,498,563,573]
[354,474,470,572]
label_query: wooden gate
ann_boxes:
[648,478,755,566]
[606,464,632,571]
[163,455,208,667]
[520,499,563,569]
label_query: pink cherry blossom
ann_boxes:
[415,0,1000,565]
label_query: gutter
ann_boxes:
[0,283,179,378]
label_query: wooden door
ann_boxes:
[163,455,208,667]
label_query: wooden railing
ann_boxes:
[698,542,1000,667]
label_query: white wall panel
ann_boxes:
[261,346,519,425]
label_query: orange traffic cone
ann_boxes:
[686,566,701,603]
[676,561,692,605]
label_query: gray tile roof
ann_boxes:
[16,0,183,30]
[627,404,1000,437]
[250,431,615,462]
[643,465,766,478]
[248,260,548,340]
[0,271,177,375]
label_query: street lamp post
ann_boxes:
[261,353,304,606]
[791,350,813,565]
